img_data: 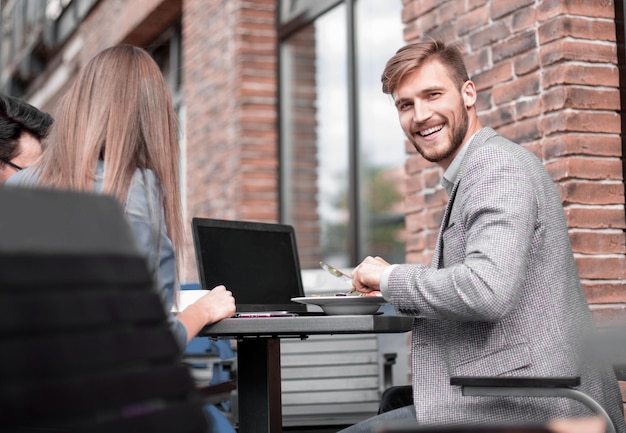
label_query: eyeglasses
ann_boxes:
[0,158,23,171]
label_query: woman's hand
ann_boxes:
[192,285,236,323]
[177,285,236,343]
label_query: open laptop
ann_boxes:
[191,217,309,315]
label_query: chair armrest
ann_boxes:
[450,376,615,433]
[450,376,580,388]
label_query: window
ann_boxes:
[279,0,405,269]
[0,0,98,96]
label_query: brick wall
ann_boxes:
[401,0,626,320]
[64,0,181,71]
[182,0,278,280]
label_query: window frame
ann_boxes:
[278,0,363,265]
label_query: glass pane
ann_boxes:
[316,5,349,267]
[281,4,348,269]
[356,0,406,264]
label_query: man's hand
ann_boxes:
[352,256,392,295]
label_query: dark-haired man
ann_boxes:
[0,94,53,183]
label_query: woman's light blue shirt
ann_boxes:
[7,160,188,348]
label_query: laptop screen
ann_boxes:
[192,218,307,313]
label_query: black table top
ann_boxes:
[199,313,414,339]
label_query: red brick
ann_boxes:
[492,30,537,63]
[406,175,424,194]
[423,188,448,208]
[475,88,493,113]
[514,50,540,76]
[490,0,535,20]
[540,39,617,68]
[570,230,626,254]
[457,5,489,36]
[497,117,541,144]
[404,0,440,22]
[539,16,616,45]
[575,256,626,280]
[424,206,445,230]
[542,134,623,159]
[405,156,422,176]
[492,71,540,105]
[542,111,621,136]
[542,87,620,113]
[584,281,626,304]
[426,230,440,250]
[439,1,464,24]
[405,193,425,213]
[522,141,542,160]
[547,157,623,182]
[543,63,619,88]
[424,169,442,190]
[558,181,625,206]
[537,0,616,20]
[468,21,510,51]
[416,157,441,174]
[511,5,537,33]
[472,61,513,92]
[564,207,626,230]
[405,213,426,236]
[415,9,440,38]
[402,21,421,41]
[465,48,492,79]
[480,105,515,130]
[516,97,541,121]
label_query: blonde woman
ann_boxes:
[8,45,235,348]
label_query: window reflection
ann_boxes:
[280,0,404,269]
[356,0,406,264]
[315,5,349,267]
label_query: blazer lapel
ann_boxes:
[430,128,499,269]
[432,185,458,269]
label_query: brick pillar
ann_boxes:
[182,0,278,280]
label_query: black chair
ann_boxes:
[378,385,413,414]
[0,186,213,433]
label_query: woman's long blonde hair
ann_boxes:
[35,44,183,265]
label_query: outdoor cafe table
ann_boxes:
[199,313,414,433]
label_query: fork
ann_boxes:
[319,261,356,294]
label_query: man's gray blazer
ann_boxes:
[387,127,625,429]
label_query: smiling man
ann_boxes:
[340,39,626,432]
[0,94,53,183]
[392,55,476,169]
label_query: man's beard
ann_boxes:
[411,106,468,163]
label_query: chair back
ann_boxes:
[0,186,210,433]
